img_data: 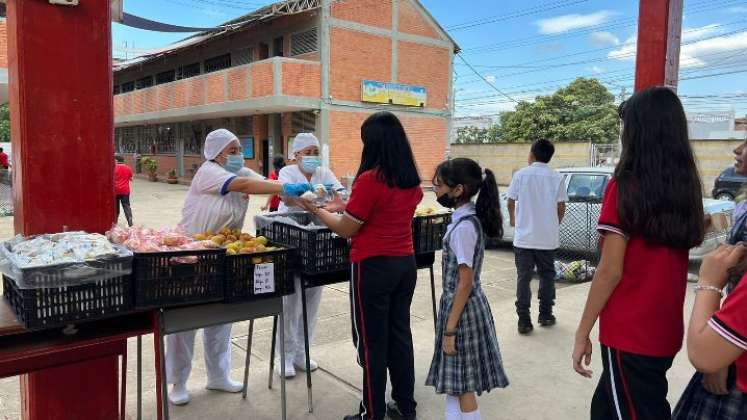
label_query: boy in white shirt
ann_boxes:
[506,139,568,335]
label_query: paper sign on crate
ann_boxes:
[254,263,275,294]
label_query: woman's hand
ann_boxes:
[322,190,346,213]
[572,333,593,378]
[296,198,319,214]
[698,243,747,289]
[442,335,457,356]
[702,368,729,395]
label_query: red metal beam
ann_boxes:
[634,0,683,91]
[7,0,124,418]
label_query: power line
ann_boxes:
[446,0,589,32]
[456,54,520,104]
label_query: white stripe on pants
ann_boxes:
[276,274,323,360]
[166,323,233,385]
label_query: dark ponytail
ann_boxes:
[476,168,503,239]
[433,158,503,238]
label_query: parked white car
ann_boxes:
[499,167,735,261]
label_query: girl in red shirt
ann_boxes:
[687,244,747,416]
[300,111,422,420]
[572,87,706,420]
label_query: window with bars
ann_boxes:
[291,111,317,135]
[177,62,201,80]
[184,122,203,156]
[156,124,176,154]
[155,70,176,85]
[232,48,255,66]
[121,81,135,93]
[204,54,231,73]
[291,27,318,56]
[234,116,253,136]
[135,76,154,90]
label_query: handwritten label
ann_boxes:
[254,263,275,294]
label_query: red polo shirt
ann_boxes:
[114,163,133,195]
[709,278,747,393]
[344,169,423,263]
[597,179,689,357]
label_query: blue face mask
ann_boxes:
[301,156,321,174]
[223,154,244,173]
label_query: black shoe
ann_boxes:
[386,401,416,420]
[539,314,556,327]
[343,415,362,420]
[518,317,534,335]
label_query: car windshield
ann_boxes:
[567,174,607,200]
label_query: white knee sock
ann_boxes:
[461,408,481,420]
[445,395,461,420]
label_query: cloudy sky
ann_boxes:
[113,0,747,117]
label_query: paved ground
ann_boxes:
[0,179,700,419]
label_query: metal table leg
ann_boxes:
[269,315,278,390]
[137,335,142,420]
[301,282,313,413]
[279,310,287,420]
[429,265,438,331]
[159,311,170,420]
[242,320,254,400]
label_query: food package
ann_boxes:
[107,225,218,264]
[415,207,449,217]
[0,232,133,289]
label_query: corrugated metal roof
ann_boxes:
[114,0,321,72]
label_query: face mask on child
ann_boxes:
[437,188,461,209]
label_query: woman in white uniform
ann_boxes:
[276,132,346,378]
[167,128,312,405]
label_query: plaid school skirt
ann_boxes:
[673,367,745,420]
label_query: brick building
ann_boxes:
[113,0,458,182]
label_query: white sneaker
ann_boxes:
[206,377,244,393]
[168,383,190,406]
[293,355,319,372]
[275,357,296,378]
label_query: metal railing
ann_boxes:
[554,198,601,283]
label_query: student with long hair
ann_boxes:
[299,111,422,420]
[571,87,705,419]
[426,158,509,420]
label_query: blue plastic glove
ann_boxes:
[282,182,313,197]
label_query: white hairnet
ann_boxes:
[204,128,239,160]
[292,133,320,155]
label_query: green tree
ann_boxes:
[0,104,9,142]
[455,126,491,144]
[498,78,619,143]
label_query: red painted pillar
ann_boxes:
[8,1,122,419]
[635,0,683,91]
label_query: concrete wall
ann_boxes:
[450,140,744,196]
[449,143,591,186]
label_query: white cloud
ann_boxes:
[681,24,721,42]
[589,65,606,74]
[485,75,496,83]
[535,11,616,35]
[608,26,747,69]
[729,6,747,13]
[589,31,620,46]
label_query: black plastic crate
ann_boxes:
[2,274,132,330]
[257,212,350,275]
[224,245,295,302]
[412,213,451,254]
[132,249,224,309]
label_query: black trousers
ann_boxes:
[591,345,674,420]
[514,247,556,317]
[351,256,417,420]
[116,194,133,227]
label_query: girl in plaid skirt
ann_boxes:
[426,158,509,420]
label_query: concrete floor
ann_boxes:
[0,179,699,419]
